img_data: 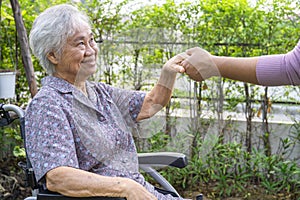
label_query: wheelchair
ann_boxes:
[0,103,203,200]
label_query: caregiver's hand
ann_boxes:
[181,47,220,82]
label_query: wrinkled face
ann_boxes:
[52,23,98,83]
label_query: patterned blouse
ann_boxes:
[25,76,182,200]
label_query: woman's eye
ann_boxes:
[89,38,96,45]
[77,41,85,46]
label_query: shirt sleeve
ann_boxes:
[256,39,300,86]
[25,90,79,182]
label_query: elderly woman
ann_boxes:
[26,4,187,200]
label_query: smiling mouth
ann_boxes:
[82,60,96,64]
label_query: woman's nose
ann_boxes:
[85,44,97,56]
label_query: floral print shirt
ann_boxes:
[25,76,182,200]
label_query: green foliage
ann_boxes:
[0,0,17,71]
[149,137,300,198]
[147,130,171,152]
[13,145,25,158]
[0,121,24,159]
[249,149,300,196]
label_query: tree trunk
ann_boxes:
[244,83,252,153]
[10,0,37,98]
[262,87,271,156]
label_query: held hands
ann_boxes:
[180,47,220,82]
[157,48,219,89]
[157,52,188,90]
[162,52,188,74]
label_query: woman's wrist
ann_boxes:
[157,67,177,91]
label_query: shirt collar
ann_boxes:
[42,76,100,112]
[41,76,97,94]
[42,76,76,93]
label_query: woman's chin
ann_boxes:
[80,64,97,76]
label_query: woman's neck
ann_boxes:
[53,72,87,96]
[75,82,87,96]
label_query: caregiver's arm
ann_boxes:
[182,40,300,86]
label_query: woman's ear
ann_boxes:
[47,52,59,65]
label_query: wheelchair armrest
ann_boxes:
[37,190,125,200]
[137,152,187,197]
[138,152,188,168]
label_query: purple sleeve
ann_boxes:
[256,40,300,86]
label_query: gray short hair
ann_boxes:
[29,4,91,75]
